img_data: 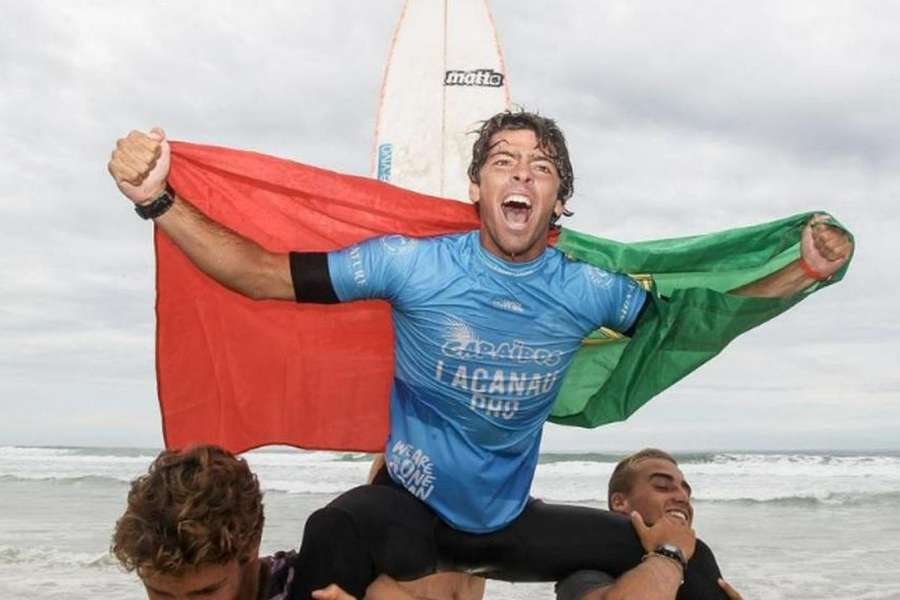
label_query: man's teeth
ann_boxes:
[667,509,688,522]
[502,195,532,208]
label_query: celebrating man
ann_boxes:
[109,110,851,598]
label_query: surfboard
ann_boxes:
[371,0,511,203]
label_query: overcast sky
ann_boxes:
[1,1,897,451]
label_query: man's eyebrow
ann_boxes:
[650,472,692,496]
[487,147,516,158]
[486,138,509,154]
[487,146,552,163]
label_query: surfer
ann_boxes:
[555,449,743,600]
[113,444,427,600]
[108,110,852,598]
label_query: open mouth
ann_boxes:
[501,194,532,227]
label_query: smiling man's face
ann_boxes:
[469,128,563,262]
[609,457,694,526]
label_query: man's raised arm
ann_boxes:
[107,128,294,301]
[730,214,853,298]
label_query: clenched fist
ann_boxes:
[800,214,853,280]
[107,128,170,205]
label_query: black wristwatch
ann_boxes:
[653,543,688,572]
[135,186,175,220]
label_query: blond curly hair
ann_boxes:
[112,445,264,577]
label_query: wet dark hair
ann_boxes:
[468,109,575,224]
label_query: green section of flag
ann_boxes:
[550,212,852,427]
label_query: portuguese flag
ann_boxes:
[158,141,851,453]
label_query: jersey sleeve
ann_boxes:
[609,273,646,332]
[576,264,647,333]
[327,235,419,303]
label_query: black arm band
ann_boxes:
[290,252,340,304]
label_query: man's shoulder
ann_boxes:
[543,249,627,289]
[365,230,473,256]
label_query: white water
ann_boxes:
[2,447,899,599]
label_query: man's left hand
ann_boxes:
[630,510,696,560]
[800,214,853,279]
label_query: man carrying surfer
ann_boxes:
[113,444,435,600]
[555,449,743,600]
[108,110,851,598]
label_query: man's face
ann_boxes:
[141,559,243,600]
[469,128,563,262]
[610,458,694,526]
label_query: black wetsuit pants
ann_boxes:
[291,469,727,600]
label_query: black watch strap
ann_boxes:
[135,186,175,220]
[653,543,688,571]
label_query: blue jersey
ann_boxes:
[328,232,645,532]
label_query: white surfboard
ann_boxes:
[371,0,511,203]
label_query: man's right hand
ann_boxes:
[630,510,696,560]
[108,128,170,205]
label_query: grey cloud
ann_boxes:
[1,1,897,449]
[495,1,900,166]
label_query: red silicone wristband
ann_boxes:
[799,257,828,281]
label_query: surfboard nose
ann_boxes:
[371,0,511,203]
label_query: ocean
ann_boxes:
[1,446,899,599]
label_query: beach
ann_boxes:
[2,446,899,599]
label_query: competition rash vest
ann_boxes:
[328,231,646,532]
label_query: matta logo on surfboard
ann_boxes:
[444,68,504,87]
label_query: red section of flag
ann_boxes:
[158,141,480,452]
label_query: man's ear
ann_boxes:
[609,492,630,513]
[469,181,481,204]
[553,199,564,217]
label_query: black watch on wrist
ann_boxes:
[135,186,175,220]
[654,543,688,571]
